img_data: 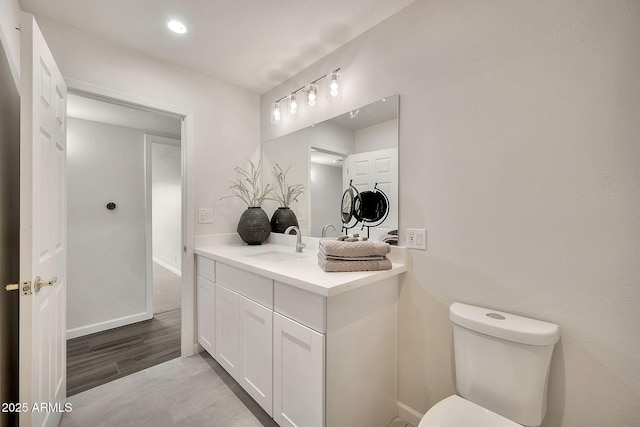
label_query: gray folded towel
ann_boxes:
[319,238,390,258]
[318,252,392,272]
[337,233,368,242]
[324,254,386,261]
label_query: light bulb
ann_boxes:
[329,79,339,97]
[271,102,282,124]
[289,94,298,115]
[306,85,318,108]
[326,70,341,102]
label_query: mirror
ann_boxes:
[263,95,398,241]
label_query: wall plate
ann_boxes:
[406,228,426,250]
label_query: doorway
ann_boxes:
[65,92,184,394]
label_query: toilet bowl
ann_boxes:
[417,303,559,427]
[417,396,520,427]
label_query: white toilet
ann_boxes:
[418,302,559,427]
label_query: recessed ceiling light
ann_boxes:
[167,20,187,34]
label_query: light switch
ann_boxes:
[198,208,213,224]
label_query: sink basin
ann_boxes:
[247,251,306,263]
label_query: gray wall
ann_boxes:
[67,118,148,337]
[151,141,181,274]
[261,0,640,425]
[0,35,19,427]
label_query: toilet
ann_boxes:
[418,303,559,427]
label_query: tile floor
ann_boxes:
[61,352,414,427]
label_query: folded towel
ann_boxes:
[319,238,390,258]
[337,233,368,242]
[380,233,398,245]
[324,254,386,261]
[318,252,392,272]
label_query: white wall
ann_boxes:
[67,118,148,337]
[261,0,640,425]
[151,140,181,274]
[34,16,260,237]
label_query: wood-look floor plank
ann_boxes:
[67,309,181,397]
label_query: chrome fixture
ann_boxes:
[271,68,341,125]
[321,224,336,237]
[284,226,306,253]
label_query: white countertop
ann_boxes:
[194,237,406,297]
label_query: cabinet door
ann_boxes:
[197,275,216,356]
[215,284,241,380]
[240,296,273,416]
[273,312,325,427]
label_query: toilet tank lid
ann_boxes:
[450,303,559,346]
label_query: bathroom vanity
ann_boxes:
[194,236,406,427]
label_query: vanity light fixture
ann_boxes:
[167,20,187,34]
[270,68,341,124]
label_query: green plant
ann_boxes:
[222,159,272,207]
[272,164,304,207]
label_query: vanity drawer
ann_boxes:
[197,256,216,282]
[274,281,326,333]
[216,263,273,309]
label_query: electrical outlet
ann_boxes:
[406,228,426,250]
[198,208,213,224]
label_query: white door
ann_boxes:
[239,296,273,416]
[18,13,68,427]
[273,313,324,427]
[345,148,398,234]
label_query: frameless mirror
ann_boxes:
[263,95,399,240]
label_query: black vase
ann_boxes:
[237,207,271,245]
[270,207,299,233]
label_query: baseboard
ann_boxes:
[153,257,182,276]
[66,311,152,339]
[397,401,423,427]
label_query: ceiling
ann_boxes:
[20,0,415,94]
[67,93,182,138]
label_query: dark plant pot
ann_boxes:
[270,207,299,233]
[237,207,271,245]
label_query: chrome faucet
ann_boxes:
[284,226,306,252]
[322,224,336,237]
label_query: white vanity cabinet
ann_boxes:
[214,283,241,379]
[214,263,274,416]
[195,248,403,427]
[273,312,324,427]
[196,257,216,356]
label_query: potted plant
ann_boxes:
[270,164,305,233]
[222,159,273,245]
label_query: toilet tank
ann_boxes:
[450,303,559,427]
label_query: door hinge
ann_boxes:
[5,281,32,295]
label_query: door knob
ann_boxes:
[34,276,57,293]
